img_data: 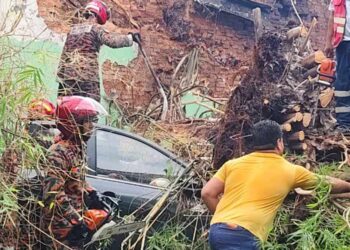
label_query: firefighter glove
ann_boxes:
[67,222,89,245]
[130,32,141,43]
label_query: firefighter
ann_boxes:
[41,96,107,249]
[57,0,141,102]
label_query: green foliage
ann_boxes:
[0,60,46,151]
[95,237,113,249]
[146,223,210,250]
[265,167,350,250]
[147,225,190,250]
[0,42,48,245]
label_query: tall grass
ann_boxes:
[0,32,49,247]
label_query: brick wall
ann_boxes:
[37,0,330,110]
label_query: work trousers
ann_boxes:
[335,41,350,126]
[209,223,260,250]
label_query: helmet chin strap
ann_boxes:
[83,10,97,20]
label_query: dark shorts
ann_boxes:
[209,223,260,250]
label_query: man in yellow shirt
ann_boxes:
[202,120,350,249]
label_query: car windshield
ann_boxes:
[95,130,184,183]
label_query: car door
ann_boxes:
[86,125,187,217]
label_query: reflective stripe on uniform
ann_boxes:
[334,17,346,25]
[337,26,345,34]
[334,90,350,97]
[335,107,350,113]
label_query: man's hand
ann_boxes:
[325,43,334,58]
[85,189,104,209]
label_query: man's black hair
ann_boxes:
[252,120,283,150]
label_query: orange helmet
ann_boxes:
[29,99,55,118]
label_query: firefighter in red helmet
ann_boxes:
[41,96,107,249]
[57,0,141,102]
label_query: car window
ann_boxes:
[95,130,184,182]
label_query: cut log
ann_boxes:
[315,50,327,64]
[263,99,269,105]
[300,50,326,69]
[286,104,301,112]
[283,112,303,123]
[289,143,308,151]
[282,123,292,132]
[286,26,302,40]
[302,113,312,127]
[292,105,301,112]
[319,88,334,108]
[288,131,305,141]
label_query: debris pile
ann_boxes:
[213,24,337,169]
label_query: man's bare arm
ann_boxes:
[201,177,224,213]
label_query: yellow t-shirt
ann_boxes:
[211,152,317,242]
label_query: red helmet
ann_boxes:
[56,96,107,138]
[85,0,110,25]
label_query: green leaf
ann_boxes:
[49,202,55,210]
[37,201,45,207]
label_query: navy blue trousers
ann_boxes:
[209,223,260,250]
[335,41,350,126]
